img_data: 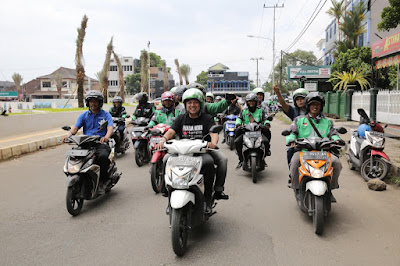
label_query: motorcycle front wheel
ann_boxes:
[361,157,388,181]
[251,157,257,183]
[228,136,235,151]
[150,161,164,193]
[66,184,84,216]
[313,195,324,235]
[171,207,189,256]
[135,143,147,167]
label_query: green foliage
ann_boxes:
[125,73,141,94]
[250,83,256,90]
[328,68,370,92]
[135,51,164,73]
[377,0,400,31]
[195,71,208,87]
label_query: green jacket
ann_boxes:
[235,107,270,126]
[286,115,340,145]
[148,108,182,128]
[204,99,228,116]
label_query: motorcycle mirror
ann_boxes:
[357,108,370,121]
[126,115,131,118]
[62,126,71,131]
[281,129,291,136]
[151,129,162,136]
[210,125,223,133]
[267,116,273,122]
[336,127,347,134]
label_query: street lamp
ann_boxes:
[247,34,275,87]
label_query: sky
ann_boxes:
[0,0,335,87]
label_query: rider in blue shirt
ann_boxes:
[62,90,113,193]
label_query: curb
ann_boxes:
[0,134,65,162]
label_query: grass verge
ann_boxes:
[275,112,291,125]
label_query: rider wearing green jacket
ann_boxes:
[148,91,181,128]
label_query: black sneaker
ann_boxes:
[214,191,229,200]
[331,193,337,203]
[205,201,212,214]
[222,139,226,144]
[235,161,243,170]
[266,150,271,156]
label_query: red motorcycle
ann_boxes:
[148,123,171,193]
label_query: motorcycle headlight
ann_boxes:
[81,158,94,171]
[310,167,324,178]
[166,156,201,188]
[228,128,235,131]
[67,160,82,174]
[366,133,384,147]
[243,136,253,148]
[254,136,262,148]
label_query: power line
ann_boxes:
[284,0,328,52]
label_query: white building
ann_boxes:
[108,56,139,96]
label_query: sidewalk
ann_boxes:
[0,127,69,161]
[332,119,400,178]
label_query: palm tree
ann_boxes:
[340,2,366,47]
[174,59,183,85]
[180,64,191,85]
[112,51,125,101]
[54,72,63,99]
[12,73,23,101]
[328,68,370,93]
[326,0,344,42]
[140,50,149,93]
[101,37,113,103]
[162,60,169,92]
[75,15,88,107]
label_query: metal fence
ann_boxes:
[376,90,400,124]
[351,91,370,121]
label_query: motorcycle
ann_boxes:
[215,113,224,125]
[111,115,130,154]
[346,108,389,181]
[164,125,223,256]
[62,121,121,216]
[148,123,171,193]
[282,128,346,235]
[130,117,151,167]
[224,114,238,150]
[239,116,273,183]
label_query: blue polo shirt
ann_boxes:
[75,109,113,137]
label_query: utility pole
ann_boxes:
[264,3,284,89]
[147,41,151,100]
[251,57,264,87]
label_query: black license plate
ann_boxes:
[302,151,328,160]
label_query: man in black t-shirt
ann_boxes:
[157,88,227,211]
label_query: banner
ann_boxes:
[287,66,331,80]
[372,32,400,58]
[375,54,400,69]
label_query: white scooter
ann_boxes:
[164,125,222,256]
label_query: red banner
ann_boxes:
[372,32,400,58]
[375,54,400,69]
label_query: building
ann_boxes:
[30,67,99,99]
[149,66,174,98]
[108,56,139,96]
[206,63,250,96]
[0,81,15,91]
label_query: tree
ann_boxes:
[328,68,370,92]
[195,71,208,87]
[100,37,113,103]
[326,0,344,42]
[337,2,366,50]
[140,50,149,93]
[112,51,125,101]
[174,59,183,85]
[180,64,191,85]
[125,73,141,95]
[54,72,63,99]
[162,60,169,91]
[377,0,400,31]
[12,73,23,101]
[75,15,88,107]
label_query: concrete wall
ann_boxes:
[0,101,35,112]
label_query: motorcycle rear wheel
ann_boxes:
[361,157,388,181]
[150,161,164,193]
[228,136,235,151]
[313,195,324,235]
[251,157,257,183]
[171,207,189,256]
[66,185,84,216]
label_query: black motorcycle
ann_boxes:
[111,115,130,154]
[130,117,151,167]
[62,122,121,216]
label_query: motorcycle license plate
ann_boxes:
[302,151,328,160]
[66,149,89,157]
[245,131,261,137]
[369,131,384,138]
[150,137,162,144]
[168,156,199,166]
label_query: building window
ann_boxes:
[330,27,332,39]
[334,23,336,34]
[62,81,68,87]
[108,80,118,86]
[42,81,51,88]
[358,33,364,46]
[326,31,328,42]
[110,65,117,71]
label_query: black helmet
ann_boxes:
[112,96,123,103]
[245,93,257,102]
[175,85,188,97]
[187,83,206,96]
[85,90,104,107]
[137,93,148,104]
[305,92,325,112]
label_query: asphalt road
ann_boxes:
[1,120,400,265]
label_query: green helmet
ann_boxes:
[183,88,205,109]
[206,92,215,100]
[252,87,264,94]
[170,87,178,93]
[293,88,309,107]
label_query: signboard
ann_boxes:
[0,91,18,97]
[287,66,331,80]
[375,54,400,69]
[237,72,249,77]
[304,82,318,92]
[372,31,400,58]
[208,74,224,78]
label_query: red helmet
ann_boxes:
[161,91,175,102]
